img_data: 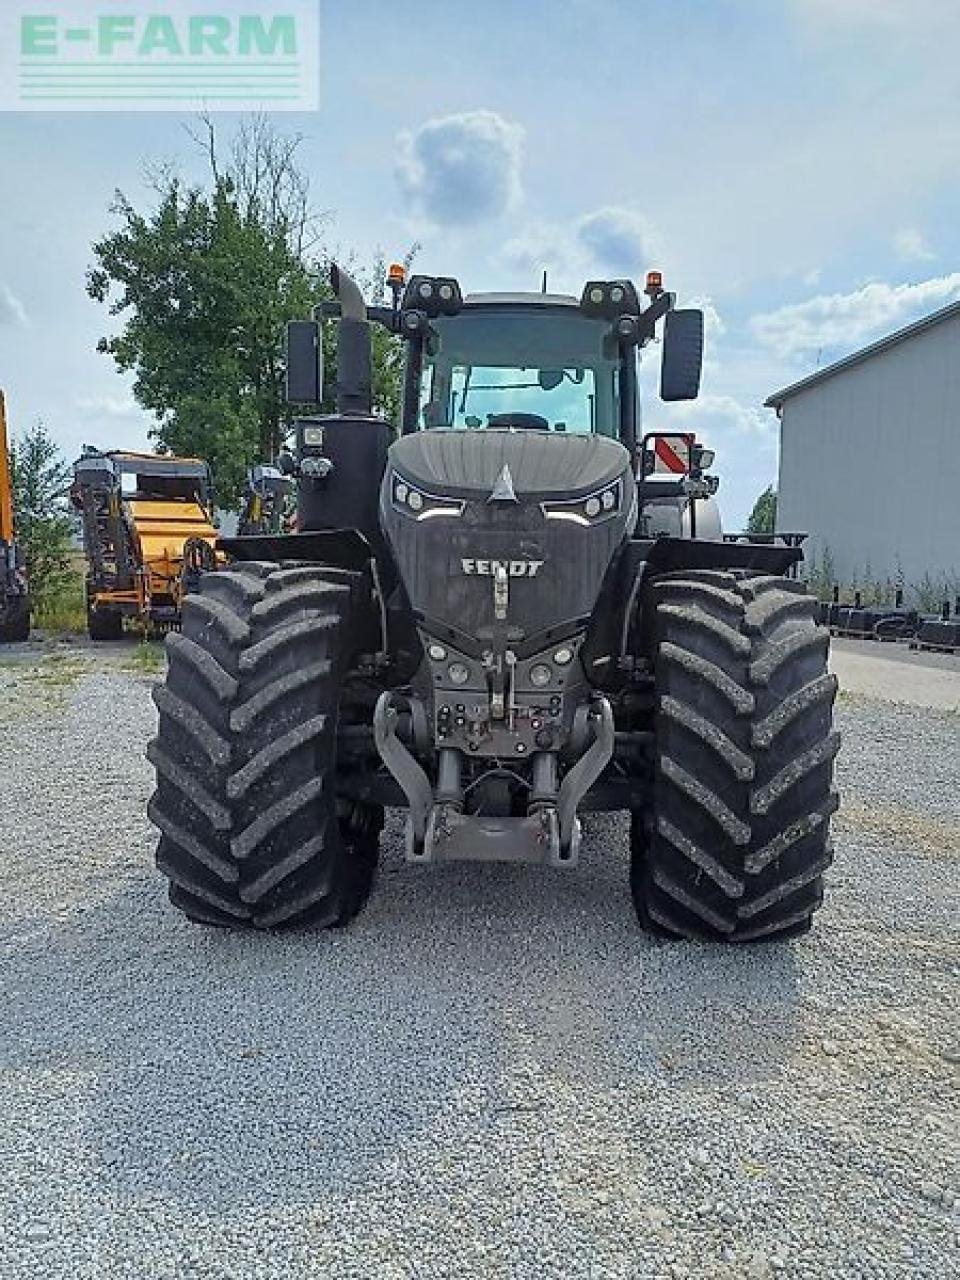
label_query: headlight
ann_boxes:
[302,425,325,447]
[580,279,640,318]
[300,455,333,479]
[541,480,622,526]
[390,471,465,521]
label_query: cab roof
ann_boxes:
[108,450,207,467]
[463,292,580,308]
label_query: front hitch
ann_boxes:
[373,691,615,868]
[556,696,615,858]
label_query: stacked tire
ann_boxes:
[633,571,839,942]
[148,562,382,929]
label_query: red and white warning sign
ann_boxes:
[651,433,694,474]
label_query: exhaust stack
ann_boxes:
[330,263,372,415]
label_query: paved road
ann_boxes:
[830,637,960,712]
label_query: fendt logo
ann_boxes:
[461,558,545,579]
[1,2,319,112]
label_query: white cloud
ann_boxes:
[75,394,141,418]
[662,393,775,441]
[395,110,524,227]
[499,224,576,289]
[0,284,28,328]
[575,207,660,278]
[750,273,960,359]
[803,268,822,287]
[498,206,665,293]
[893,227,935,262]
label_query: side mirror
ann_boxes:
[660,309,703,401]
[286,320,323,404]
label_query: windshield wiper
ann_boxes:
[458,366,472,414]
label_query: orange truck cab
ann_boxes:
[71,449,220,639]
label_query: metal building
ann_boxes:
[767,300,960,592]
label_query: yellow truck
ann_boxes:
[0,390,30,642]
[71,450,219,639]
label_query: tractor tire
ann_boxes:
[148,561,382,930]
[631,571,839,942]
[0,595,30,642]
[87,603,123,641]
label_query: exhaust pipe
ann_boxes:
[330,263,366,322]
[329,263,372,415]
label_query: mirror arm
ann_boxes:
[638,290,675,343]
[315,300,401,334]
[401,332,425,435]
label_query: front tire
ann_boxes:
[87,596,123,641]
[148,561,382,929]
[632,571,839,942]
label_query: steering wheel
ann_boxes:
[486,413,550,431]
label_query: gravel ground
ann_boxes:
[0,647,958,1279]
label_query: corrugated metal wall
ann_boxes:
[776,311,960,590]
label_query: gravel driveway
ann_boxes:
[0,647,958,1279]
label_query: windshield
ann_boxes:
[418,306,621,436]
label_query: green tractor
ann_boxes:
[147,265,838,940]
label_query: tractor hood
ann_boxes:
[380,430,636,657]
[385,429,627,499]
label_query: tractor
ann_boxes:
[72,450,220,639]
[147,265,838,941]
[236,463,295,537]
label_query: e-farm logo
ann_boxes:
[2,2,319,111]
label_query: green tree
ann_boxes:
[9,422,75,601]
[746,485,777,535]
[87,116,408,508]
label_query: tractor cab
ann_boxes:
[279,267,708,551]
[412,294,623,437]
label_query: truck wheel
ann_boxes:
[632,571,839,942]
[87,603,123,641]
[148,561,382,929]
[0,595,30,642]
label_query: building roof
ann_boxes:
[765,297,960,409]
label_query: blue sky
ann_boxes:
[1,0,958,525]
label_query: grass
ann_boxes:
[123,641,167,675]
[28,651,85,684]
[31,567,87,634]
